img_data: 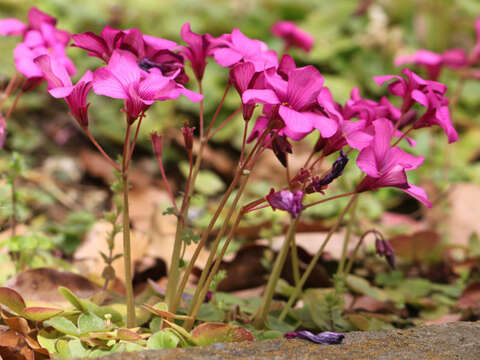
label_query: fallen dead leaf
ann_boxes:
[456,282,480,310]
[447,183,480,246]
[424,313,462,326]
[0,328,34,360]
[389,230,440,262]
[4,268,99,307]
[74,221,150,285]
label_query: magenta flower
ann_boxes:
[209,28,278,71]
[285,331,344,345]
[243,65,338,140]
[395,49,467,80]
[356,119,431,207]
[375,68,458,143]
[271,21,314,52]
[266,189,303,218]
[180,22,210,81]
[230,61,265,121]
[0,19,27,36]
[0,115,5,149]
[73,27,186,83]
[34,54,92,128]
[92,50,202,122]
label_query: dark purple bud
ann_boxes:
[285,330,344,345]
[266,189,303,218]
[272,134,292,167]
[310,150,348,192]
[375,237,397,269]
[182,125,195,151]
[204,290,213,303]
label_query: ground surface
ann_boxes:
[91,321,480,360]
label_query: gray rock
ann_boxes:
[91,321,480,360]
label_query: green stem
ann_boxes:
[290,231,300,286]
[166,217,184,310]
[279,194,358,321]
[169,123,269,314]
[337,195,359,274]
[10,176,16,238]
[253,217,300,329]
[185,172,251,330]
[344,229,377,275]
[122,123,135,328]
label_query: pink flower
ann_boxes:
[73,27,186,83]
[92,50,202,122]
[34,54,92,128]
[266,189,303,218]
[356,119,431,207]
[271,21,314,52]
[395,49,467,80]
[243,63,337,140]
[0,114,6,149]
[209,28,278,71]
[229,61,265,121]
[180,22,210,81]
[375,69,457,143]
[0,19,27,36]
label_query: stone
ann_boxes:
[90,321,480,360]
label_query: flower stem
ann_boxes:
[84,128,120,171]
[278,194,358,321]
[122,123,135,328]
[290,231,300,286]
[253,217,300,329]
[337,195,359,274]
[185,173,250,330]
[303,191,356,209]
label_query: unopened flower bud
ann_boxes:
[181,125,195,151]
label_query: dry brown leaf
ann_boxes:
[4,268,99,307]
[74,221,150,284]
[0,329,34,360]
[447,183,480,246]
[456,282,480,310]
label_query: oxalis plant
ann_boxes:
[0,5,469,356]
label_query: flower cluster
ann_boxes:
[0,7,75,90]
[394,15,480,80]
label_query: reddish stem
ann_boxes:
[84,128,120,171]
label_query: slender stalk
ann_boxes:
[344,229,379,275]
[198,82,204,140]
[165,216,184,310]
[253,217,300,329]
[126,117,143,169]
[278,194,358,321]
[337,195,359,274]
[205,83,231,137]
[185,173,251,330]
[206,106,242,140]
[4,90,23,123]
[169,125,271,313]
[0,72,18,107]
[84,129,120,171]
[391,125,414,147]
[10,177,17,237]
[290,231,300,286]
[303,191,356,209]
[122,123,135,328]
[169,168,244,313]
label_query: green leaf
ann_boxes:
[45,316,79,336]
[68,339,91,358]
[147,330,180,349]
[149,316,164,333]
[78,312,107,334]
[180,163,225,196]
[266,316,297,333]
[37,329,62,354]
[196,303,225,322]
[346,275,389,302]
[58,286,85,312]
[0,287,26,314]
[23,307,63,321]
